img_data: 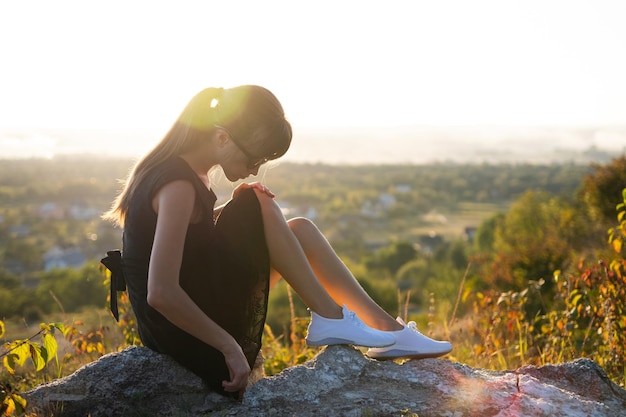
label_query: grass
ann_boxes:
[414,202,509,239]
[2,247,626,416]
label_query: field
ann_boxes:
[2,157,626,415]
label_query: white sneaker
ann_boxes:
[305,305,396,348]
[366,317,452,360]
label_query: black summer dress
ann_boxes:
[104,156,270,395]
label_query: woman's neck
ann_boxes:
[179,152,214,187]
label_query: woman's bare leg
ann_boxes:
[255,190,452,357]
[255,191,342,319]
[287,217,404,331]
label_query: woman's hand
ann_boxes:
[233,182,275,199]
[221,344,252,396]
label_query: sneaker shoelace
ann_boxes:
[406,321,424,335]
[346,310,366,328]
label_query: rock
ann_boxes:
[23,346,238,416]
[242,346,626,417]
[23,345,626,417]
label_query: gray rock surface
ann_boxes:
[24,345,626,417]
[23,346,237,416]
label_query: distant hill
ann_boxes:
[1,125,625,164]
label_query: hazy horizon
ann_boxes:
[1,125,624,165]
[2,2,625,158]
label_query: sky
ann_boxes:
[0,1,625,160]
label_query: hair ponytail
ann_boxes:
[103,87,224,226]
[178,87,224,131]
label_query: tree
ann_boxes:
[0,268,34,319]
[365,241,418,275]
[35,263,107,313]
[473,213,504,253]
[579,155,626,225]
[479,191,581,296]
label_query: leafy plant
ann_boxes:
[1,323,63,377]
[0,383,27,417]
[262,287,319,376]
[0,321,65,416]
[455,189,626,387]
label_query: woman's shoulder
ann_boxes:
[149,156,197,187]
[136,156,193,198]
[160,155,195,177]
[154,156,216,207]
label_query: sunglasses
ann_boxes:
[215,125,269,170]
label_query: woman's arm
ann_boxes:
[148,180,250,394]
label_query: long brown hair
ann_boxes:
[103,85,292,227]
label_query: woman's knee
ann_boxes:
[287,216,318,236]
[233,187,259,205]
[251,188,284,219]
[225,187,272,217]
[217,188,263,230]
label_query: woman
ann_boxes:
[102,85,451,398]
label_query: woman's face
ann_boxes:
[217,128,267,181]
[220,145,261,181]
